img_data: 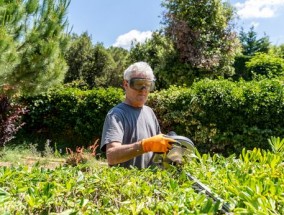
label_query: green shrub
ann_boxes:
[75,87,124,141]
[149,79,284,155]
[19,87,123,149]
[246,52,284,79]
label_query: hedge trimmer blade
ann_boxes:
[185,172,232,214]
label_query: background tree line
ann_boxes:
[63,0,284,90]
[1,0,284,96]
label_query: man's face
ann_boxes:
[123,75,155,108]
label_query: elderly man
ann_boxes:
[100,62,174,168]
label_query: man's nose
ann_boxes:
[140,86,150,92]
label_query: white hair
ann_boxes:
[123,62,155,80]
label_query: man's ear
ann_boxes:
[122,80,128,90]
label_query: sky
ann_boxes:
[67,0,284,50]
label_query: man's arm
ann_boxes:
[106,141,144,165]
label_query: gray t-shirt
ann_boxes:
[100,102,161,168]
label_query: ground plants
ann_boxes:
[0,141,283,214]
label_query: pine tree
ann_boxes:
[0,0,71,96]
[239,26,270,56]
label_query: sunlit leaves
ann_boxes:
[0,146,283,214]
[268,136,284,154]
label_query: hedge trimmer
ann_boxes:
[152,132,232,214]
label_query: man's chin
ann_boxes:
[133,100,146,107]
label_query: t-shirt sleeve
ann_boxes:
[100,111,124,152]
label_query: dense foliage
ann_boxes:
[149,78,284,154]
[18,87,124,148]
[233,27,272,80]
[64,33,129,89]
[246,53,284,79]
[0,147,283,214]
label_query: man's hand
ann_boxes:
[141,134,175,153]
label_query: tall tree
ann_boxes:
[65,33,130,89]
[64,33,124,89]
[64,32,94,86]
[233,26,271,80]
[107,46,129,87]
[0,0,70,96]
[128,32,186,89]
[161,0,241,77]
[85,43,115,89]
[239,26,270,56]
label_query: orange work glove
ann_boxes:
[141,134,175,153]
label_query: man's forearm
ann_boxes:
[106,141,144,165]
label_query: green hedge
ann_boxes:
[148,78,284,154]
[18,79,284,155]
[19,87,124,148]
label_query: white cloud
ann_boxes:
[234,0,284,19]
[112,30,153,50]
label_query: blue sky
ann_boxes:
[67,0,284,50]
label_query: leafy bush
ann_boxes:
[268,136,284,154]
[233,55,252,80]
[19,87,124,148]
[246,52,284,79]
[149,79,284,154]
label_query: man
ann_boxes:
[100,62,175,168]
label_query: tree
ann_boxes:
[85,43,116,88]
[129,32,192,89]
[233,26,271,80]
[239,26,270,56]
[64,32,94,87]
[64,33,130,89]
[161,0,241,77]
[107,46,129,87]
[0,0,70,96]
